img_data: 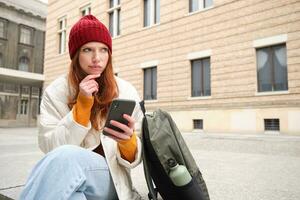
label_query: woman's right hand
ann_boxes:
[79,74,100,97]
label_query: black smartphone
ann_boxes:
[103,99,136,136]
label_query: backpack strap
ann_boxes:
[140,101,158,200]
[139,100,146,116]
[142,140,158,200]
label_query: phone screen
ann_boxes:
[103,99,136,135]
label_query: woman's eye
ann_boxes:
[100,48,108,53]
[82,48,91,52]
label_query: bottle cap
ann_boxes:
[167,158,177,168]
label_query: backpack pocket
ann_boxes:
[175,177,207,200]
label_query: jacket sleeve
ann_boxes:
[38,88,91,153]
[115,84,144,168]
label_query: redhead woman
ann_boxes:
[20,15,143,200]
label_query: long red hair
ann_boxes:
[67,50,118,130]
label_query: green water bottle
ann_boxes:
[168,158,192,187]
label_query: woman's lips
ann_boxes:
[90,65,101,68]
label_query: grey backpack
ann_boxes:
[140,102,210,200]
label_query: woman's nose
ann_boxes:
[92,51,101,63]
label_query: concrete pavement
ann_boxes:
[1,128,300,200]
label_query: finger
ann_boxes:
[82,80,99,88]
[123,114,135,129]
[109,120,132,136]
[80,81,98,92]
[82,74,101,82]
[85,82,99,90]
[86,86,99,94]
[103,127,130,140]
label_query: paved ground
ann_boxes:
[1,128,300,200]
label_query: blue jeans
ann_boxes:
[20,145,118,200]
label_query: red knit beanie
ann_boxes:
[68,15,112,59]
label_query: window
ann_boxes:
[58,17,67,54]
[19,26,32,45]
[32,87,40,96]
[256,44,288,92]
[144,67,157,100]
[0,53,3,67]
[81,4,91,16]
[4,83,18,93]
[22,86,30,94]
[108,0,120,37]
[20,99,28,115]
[0,83,3,92]
[191,58,211,97]
[0,20,4,38]
[144,0,160,27]
[193,119,203,129]
[264,119,280,131]
[18,56,30,72]
[189,0,213,13]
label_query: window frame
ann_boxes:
[256,43,288,93]
[191,57,211,97]
[19,25,33,45]
[193,119,203,130]
[143,66,157,101]
[58,16,67,54]
[20,99,28,115]
[264,119,280,131]
[0,18,7,39]
[144,0,160,27]
[107,0,121,37]
[80,4,91,16]
[189,0,213,13]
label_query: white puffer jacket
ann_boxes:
[38,75,144,200]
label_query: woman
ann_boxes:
[20,15,143,200]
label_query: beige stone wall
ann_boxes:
[44,0,300,134]
[170,108,300,135]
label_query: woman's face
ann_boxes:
[79,42,109,75]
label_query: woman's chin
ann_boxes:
[88,71,102,75]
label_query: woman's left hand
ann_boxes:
[103,114,135,141]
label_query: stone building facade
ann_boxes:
[44,0,300,134]
[0,0,47,127]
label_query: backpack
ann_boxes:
[140,101,210,200]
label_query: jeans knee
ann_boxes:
[47,145,107,170]
[48,145,86,163]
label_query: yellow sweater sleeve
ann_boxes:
[73,93,137,162]
[72,93,94,127]
[118,132,137,163]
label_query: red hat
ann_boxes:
[68,15,112,59]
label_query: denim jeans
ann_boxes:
[20,145,118,200]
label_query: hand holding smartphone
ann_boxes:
[103,99,136,136]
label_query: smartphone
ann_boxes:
[103,99,136,136]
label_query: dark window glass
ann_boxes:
[144,67,157,100]
[109,12,114,36]
[193,119,203,129]
[144,0,150,27]
[189,0,199,12]
[155,0,160,23]
[0,21,4,38]
[204,0,213,8]
[191,58,211,97]
[18,56,30,72]
[264,119,280,131]
[0,53,3,67]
